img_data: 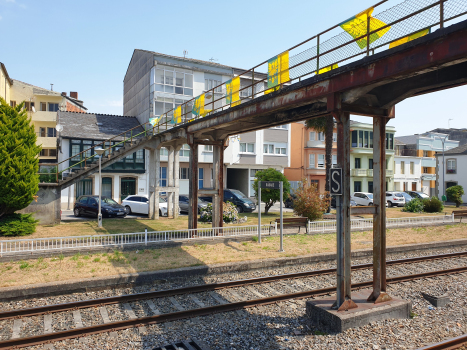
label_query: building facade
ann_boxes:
[0,62,12,102]
[393,139,422,192]
[435,144,467,203]
[285,120,395,194]
[396,132,459,197]
[123,50,290,198]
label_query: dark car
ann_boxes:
[200,189,256,213]
[179,195,209,214]
[74,195,127,218]
[405,191,430,200]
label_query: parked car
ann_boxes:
[179,195,209,214]
[200,189,256,213]
[406,191,430,200]
[400,191,414,204]
[330,196,357,208]
[74,195,127,218]
[386,192,406,207]
[122,195,168,216]
[351,192,389,207]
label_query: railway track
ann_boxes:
[417,334,467,349]
[0,251,466,349]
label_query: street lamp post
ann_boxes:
[95,148,105,227]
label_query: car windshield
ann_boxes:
[366,194,373,199]
[230,189,248,199]
[419,193,429,198]
[101,198,118,205]
[395,193,404,197]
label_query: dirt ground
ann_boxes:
[0,223,465,289]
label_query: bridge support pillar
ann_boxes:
[173,145,182,219]
[154,148,161,220]
[148,149,156,219]
[212,142,225,229]
[167,146,174,217]
[333,110,356,311]
[188,141,198,230]
[367,112,392,303]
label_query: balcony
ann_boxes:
[306,140,325,148]
[36,137,57,148]
[31,111,57,122]
[351,169,368,176]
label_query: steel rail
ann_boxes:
[417,334,467,350]
[0,250,465,320]
[1,265,466,350]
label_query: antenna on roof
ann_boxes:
[448,119,454,128]
[50,84,54,91]
[183,50,188,58]
[209,57,218,62]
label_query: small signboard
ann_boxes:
[329,168,343,196]
[261,181,281,189]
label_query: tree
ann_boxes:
[293,179,330,221]
[0,98,41,219]
[306,116,334,212]
[446,185,464,207]
[252,168,290,214]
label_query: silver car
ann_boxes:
[386,192,406,207]
[122,195,168,216]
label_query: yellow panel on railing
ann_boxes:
[339,7,390,50]
[265,51,289,94]
[149,115,162,126]
[317,63,339,75]
[389,28,430,48]
[225,76,241,107]
[171,105,182,124]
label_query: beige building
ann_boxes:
[0,62,13,102]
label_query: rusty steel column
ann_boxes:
[155,148,160,220]
[167,146,174,218]
[368,116,391,303]
[211,141,225,229]
[148,149,156,219]
[334,111,356,311]
[188,141,199,230]
[174,145,182,220]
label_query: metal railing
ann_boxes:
[0,224,274,257]
[308,214,455,233]
[39,0,467,183]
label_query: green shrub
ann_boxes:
[0,213,38,236]
[446,185,464,207]
[199,202,239,223]
[423,197,444,213]
[402,198,424,213]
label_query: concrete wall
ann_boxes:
[123,50,153,124]
[20,187,61,225]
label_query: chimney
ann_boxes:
[70,91,78,99]
[61,92,67,96]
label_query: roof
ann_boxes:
[441,143,467,155]
[394,139,405,146]
[58,111,143,141]
[64,95,87,110]
[0,63,13,85]
[13,79,61,96]
[395,135,418,145]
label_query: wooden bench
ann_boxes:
[269,217,309,234]
[453,210,467,221]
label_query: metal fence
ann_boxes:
[308,214,455,233]
[0,224,274,257]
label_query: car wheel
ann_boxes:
[387,201,392,208]
[236,205,243,213]
[159,209,162,217]
[73,208,80,217]
[369,202,373,206]
[125,206,131,215]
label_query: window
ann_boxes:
[274,147,286,155]
[385,133,394,150]
[369,132,373,148]
[332,154,337,166]
[369,159,373,170]
[39,149,57,157]
[48,103,59,112]
[159,167,167,187]
[354,181,362,192]
[309,154,315,168]
[318,132,325,141]
[333,133,337,142]
[198,168,204,189]
[204,145,213,152]
[153,65,193,96]
[240,143,255,153]
[273,125,288,130]
[309,132,315,141]
[368,181,373,193]
[47,127,56,137]
[180,167,188,179]
[351,130,357,147]
[364,131,369,148]
[205,79,222,93]
[40,102,47,111]
[24,101,35,112]
[423,150,429,157]
[179,144,190,157]
[135,149,144,163]
[102,178,112,198]
[263,144,274,154]
[355,158,361,169]
[410,162,414,175]
[317,154,325,168]
[423,167,429,174]
[10,101,16,107]
[412,182,417,191]
[160,147,168,156]
[39,127,46,137]
[400,161,405,174]
[250,169,260,177]
[447,159,457,174]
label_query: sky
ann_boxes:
[1,0,466,136]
